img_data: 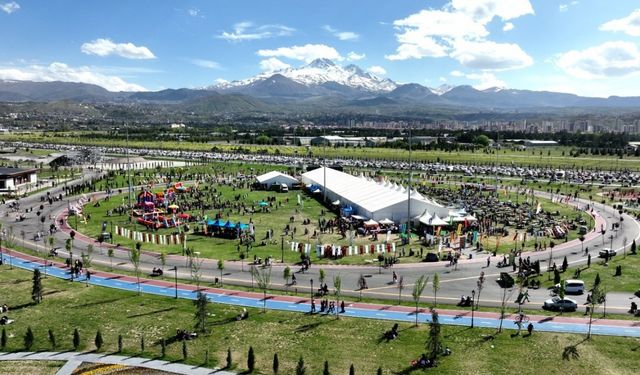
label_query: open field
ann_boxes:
[0,361,64,375]
[1,266,639,374]
[3,132,640,170]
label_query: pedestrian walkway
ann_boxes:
[2,249,639,338]
[0,351,235,375]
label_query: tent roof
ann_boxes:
[256,171,298,184]
[301,167,445,215]
[379,218,394,225]
[364,219,379,227]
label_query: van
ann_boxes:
[560,279,585,295]
[279,183,289,192]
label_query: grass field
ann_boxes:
[71,176,587,264]
[0,361,64,375]
[0,266,639,374]
[3,132,640,170]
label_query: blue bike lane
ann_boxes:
[2,250,639,338]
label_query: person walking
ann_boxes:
[486,256,491,268]
[527,323,534,336]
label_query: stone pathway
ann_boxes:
[0,351,235,375]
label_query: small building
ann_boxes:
[255,171,299,190]
[523,140,558,147]
[0,167,37,194]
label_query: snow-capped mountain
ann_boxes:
[212,58,397,94]
[430,84,455,96]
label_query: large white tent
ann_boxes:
[301,167,449,224]
[256,171,299,189]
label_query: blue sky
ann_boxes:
[2,0,640,97]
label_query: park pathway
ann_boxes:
[2,249,640,338]
[0,351,235,374]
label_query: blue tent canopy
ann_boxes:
[236,223,249,230]
[207,219,226,227]
[223,220,236,228]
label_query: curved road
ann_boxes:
[2,169,640,315]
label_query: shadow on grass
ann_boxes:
[78,296,130,308]
[209,317,237,327]
[127,307,175,318]
[294,320,330,333]
[562,337,589,361]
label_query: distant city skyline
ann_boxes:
[1,1,640,97]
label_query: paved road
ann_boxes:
[0,351,233,375]
[3,250,640,337]
[2,170,640,314]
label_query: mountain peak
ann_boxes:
[306,58,336,69]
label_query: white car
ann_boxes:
[543,297,578,311]
[554,280,585,295]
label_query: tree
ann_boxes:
[226,348,232,369]
[140,335,145,354]
[587,279,604,339]
[31,268,43,303]
[217,259,225,285]
[296,356,306,375]
[476,272,485,308]
[319,268,326,284]
[95,330,103,351]
[333,274,342,320]
[160,252,166,273]
[283,266,291,292]
[107,248,114,271]
[0,328,6,349]
[498,287,514,333]
[377,367,383,375]
[412,275,429,326]
[48,329,56,350]
[432,273,440,307]
[473,134,491,147]
[557,280,566,316]
[73,328,80,350]
[253,267,271,312]
[397,276,404,305]
[194,291,210,333]
[425,308,442,361]
[247,346,255,373]
[273,353,279,374]
[594,273,601,287]
[129,245,141,294]
[24,327,34,350]
[189,252,204,288]
[160,338,166,357]
[323,360,330,375]
[562,256,568,273]
[117,334,123,353]
[182,340,188,360]
[349,364,355,375]
[239,251,246,272]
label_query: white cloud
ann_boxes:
[190,59,221,69]
[218,21,294,42]
[0,1,19,14]
[464,72,506,90]
[450,39,533,70]
[600,9,640,37]
[346,51,366,61]
[367,66,387,75]
[439,76,447,82]
[81,38,156,60]
[0,62,147,91]
[385,0,533,71]
[323,25,360,41]
[503,22,514,31]
[559,1,578,12]
[556,41,640,79]
[259,57,291,72]
[214,78,228,84]
[450,70,464,77]
[257,44,343,63]
[187,8,202,17]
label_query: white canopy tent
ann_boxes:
[301,167,449,223]
[256,171,299,188]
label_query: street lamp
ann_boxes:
[310,278,314,303]
[471,290,476,328]
[170,266,178,299]
[281,233,285,263]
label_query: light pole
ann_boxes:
[310,278,314,307]
[281,234,285,263]
[170,266,178,299]
[471,290,476,328]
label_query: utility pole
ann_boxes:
[126,125,132,209]
[407,125,412,242]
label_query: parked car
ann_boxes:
[554,279,585,295]
[543,297,578,311]
[599,248,617,258]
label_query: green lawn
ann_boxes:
[0,361,64,375]
[0,266,639,374]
